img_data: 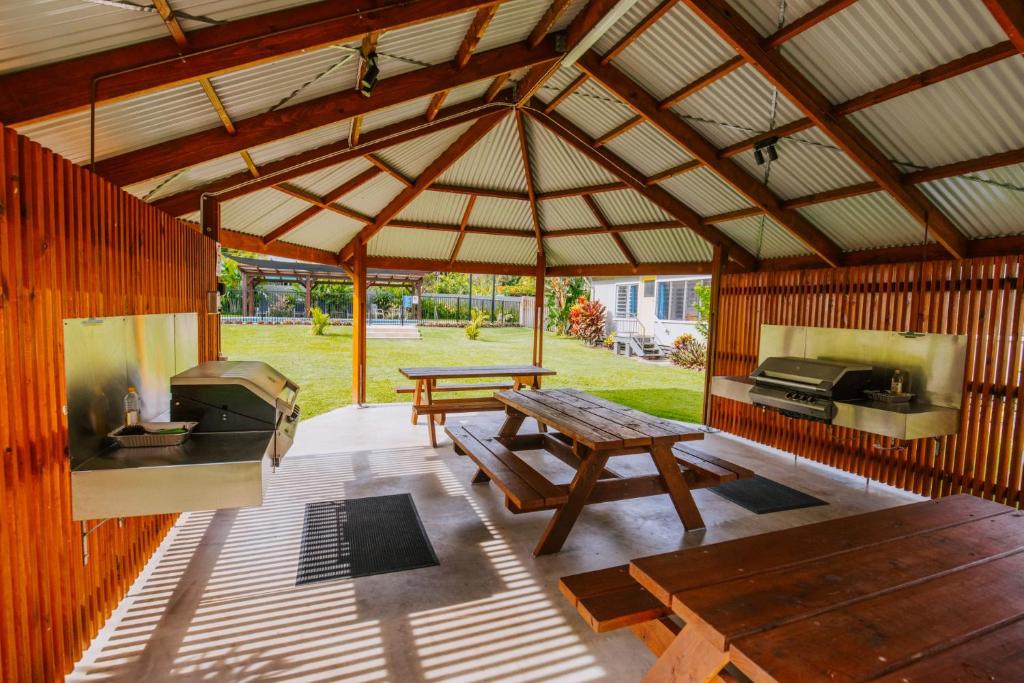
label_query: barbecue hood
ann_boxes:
[750,356,873,423]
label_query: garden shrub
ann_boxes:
[602,333,616,349]
[568,296,607,345]
[310,307,331,336]
[464,309,485,340]
[667,333,706,369]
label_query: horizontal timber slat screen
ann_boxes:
[0,126,219,681]
[710,257,1024,506]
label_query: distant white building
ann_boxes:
[591,274,711,357]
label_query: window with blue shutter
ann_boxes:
[656,283,668,319]
[628,285,638,316]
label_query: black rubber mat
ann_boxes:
[708,475,828,514]
[296,493,438,585]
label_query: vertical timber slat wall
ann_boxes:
[0,126,219,681]
[710,257,1024,505]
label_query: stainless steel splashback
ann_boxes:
[64,313,198,466]
[757,325,967,409]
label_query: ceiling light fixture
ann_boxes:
[360,52,380,97]
[753,136,780,166]
[560,0,644,68]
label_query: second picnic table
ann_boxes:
[446,388,752,556]
[398,364,555,447]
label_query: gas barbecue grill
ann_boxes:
[749,356,873,424]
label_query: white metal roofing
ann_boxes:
[8,0,1024,269]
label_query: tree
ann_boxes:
[545,277,588,334]
[693,282,712,339]
[497,276,536,297]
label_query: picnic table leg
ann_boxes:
[651,443,705,532]
[533,446,610,556]
[412,379,423,425]
[641,624,729,683]
[472,410,527,484]
[425,380,438,448]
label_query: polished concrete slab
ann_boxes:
[69,404,922,682]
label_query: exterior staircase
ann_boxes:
[612,317,664,360]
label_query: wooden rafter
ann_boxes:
[529,0,574,47]
[240,150,260,177]
[543,73,589,113]
[594,116,643,147]
[262,167,382,244]
[645,160,702,185]
[432,185,528,200]
[339,111,507,260]
[515,110,544,252]
[199,78,236,134]
[577,51,843,266]
[94,38,561,186]
[983,0,1024,53]
[583,194,638,270]
[449,195,479,264]
[762,0,859,48]
[0,0,498,125]
[601,0,677,65]
[536,182,628,200]
[152,0,189,49]
[274,185,373,222]
[366,155,412,186]
[658,55,744,110]
[525,105,758,270]
[153,95,509,216]
[683,0,967,259]
[429,4,501,122]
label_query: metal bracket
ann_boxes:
[80,518,116,565]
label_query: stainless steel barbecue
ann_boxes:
[170,361,300,466]
[749,356,873,424]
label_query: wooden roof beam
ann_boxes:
[601,0,678,65]
[94,37,560,185]
[339,111,508,260]
[449,195,478,265]
[583,194,638,270]
[515,109,544,252]
[762,0,859,48]
[431,185,529,200]
[983,0,1024,53]
[0,0,499,125]
[430,4,502,122]
[543,73,589,113]
[684,0,967,258]
[199,77,236,134]
[536,182,628,200]
[153,0,189,49]
[262,167,382,244]
[366,155,412,186]
[152,94,510,216]
[577,50,843,266]
[657,55,744,110]
[525,105,758,270]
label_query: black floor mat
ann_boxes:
[708,476,828,514]
[296,493,439,585]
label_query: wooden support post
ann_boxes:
[240,271,249,316]
[200,194,220,242]
[351,241,368,405]
[533,252,546,373]
[702,245,725,427]
[304,276,312,317]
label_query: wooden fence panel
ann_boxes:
[711,257,1024,505]
[0,126,218,681]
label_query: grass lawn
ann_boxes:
[221,324,705,423]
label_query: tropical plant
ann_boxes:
[545,277,588,334]
[497,276,536,297]
[602,333,616,349]
[568,296,607,345]
[667,333,707,370]
[693,282,712,339]
[464,309,486,340]
[310,307,331,335]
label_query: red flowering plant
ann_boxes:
[568,296,607,345]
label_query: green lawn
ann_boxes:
[221,324,705,423]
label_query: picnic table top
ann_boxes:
[495,388,703,450]
[398,364,555,380]
[628,494,1024,682]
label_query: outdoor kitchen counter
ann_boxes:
[72,431,275,520]
[710,376,960,440]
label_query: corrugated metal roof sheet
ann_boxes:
[850,56,1024,169]
[533,64,586,106]
[375,121,475,177]
[538,196,602,231]
[921,164,1024,239]
[209,45,360,123]
[145,153,249,202]
[524,117,618,192]
[544,233,628,266]
[456,233,537,265]
[620,227,714,262]
[781,0,1007,104]
[288,157,375,198]
[377,12,474,78]
[16,81,222,165]
[341,174,406,217]
[468,196,534,231]
[797,192,928,251]
[731,127,872,201]
[394,191,470,224]
[220,188,311,237]
[361,95,432,133]
[715,215,814,259]
[728,0,832,36]
[605,2,736,102]
[593,0,663,54]
[592,188,671,224]
[674,65,805,148]
[557,79,637,139]
[443,80,495,108]
[368,227,457,260]
[247,120,351,167]
[281,211,364,253]
[602,122,694,178]
[436,113,528,192]
[476,0,555,53]
[660,167,753,216]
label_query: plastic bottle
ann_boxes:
[124,387,141,426]
[890,369,904,396]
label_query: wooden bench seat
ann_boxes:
[673,444,753,488]
[395,381,514,394]
[412,396,504,415]
[560,565,672,633]
[446,424,568,512]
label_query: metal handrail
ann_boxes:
[616,315,647,338]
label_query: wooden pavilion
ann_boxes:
[2,0,1024,680]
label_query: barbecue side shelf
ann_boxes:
[710,376,960,440]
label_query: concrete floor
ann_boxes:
[70,404,921,682]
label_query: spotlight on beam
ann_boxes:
[753,136,780,166]
[360,52,379,98]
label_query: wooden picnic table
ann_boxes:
[398,364,555,447]
[446,389,751,556]
[561,494,1024,682]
